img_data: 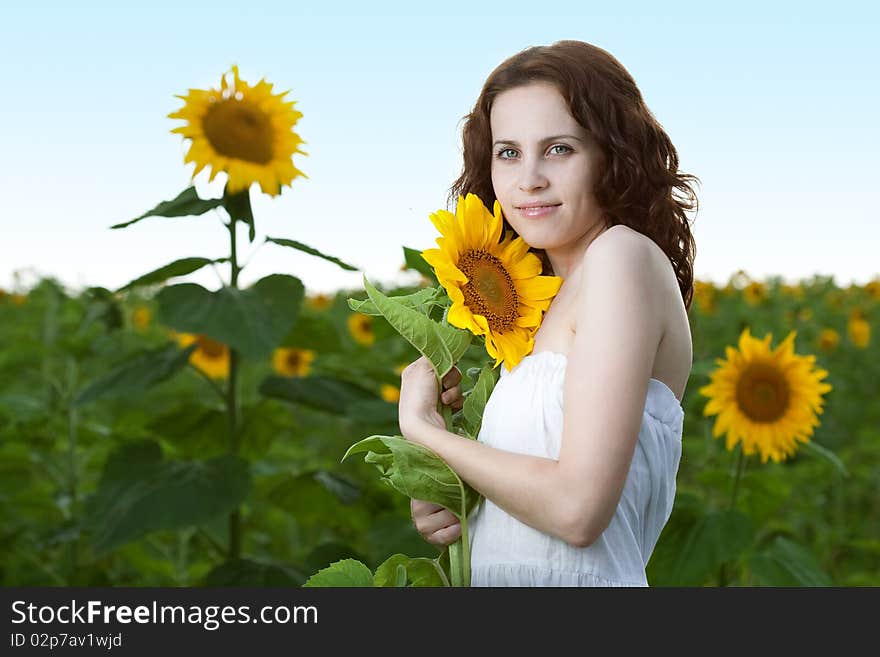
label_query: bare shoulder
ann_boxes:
[579,224,692,398]
[583,224,672,288]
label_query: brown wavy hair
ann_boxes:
[446,40,700,310]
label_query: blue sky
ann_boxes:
[1,1,877,295]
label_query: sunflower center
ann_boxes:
[202,98,274,164]
[286,352,301,368]
[359,318,372,333]
[197,335,226,358]
[458,250,518,332]
[735,361,790,422]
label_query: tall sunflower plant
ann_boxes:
[303,194,562,587]
[75,66,362,570]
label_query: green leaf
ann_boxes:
[362,275,471,381]
[156,274,304,359]
[281,312,342,352]
[302,558,375,587]
[223,187,255,242]
[799,440,850,477]
[110,187,223,229]
[116,257,230,292]
[74,343,197,406]
[403,245,439,285]
[342,435,481,521]
[201,559,306,587]
[748,537,833,586]
[266,236,361,271]
[84,440,251,555]
[259,375,377,413]
[373,554,448,587]
[347,286,442,316]
[668,509,755,585]
[460,362,499,440]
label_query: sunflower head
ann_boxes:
[847,316,870,348]
[817,328,840,351]
[380,384,401,403]
[132,306,152,330]
[348,312,375,346]
[698,327,832,464]
[168,65,308,197]
[272,347,316,377]
[420,193,562,371]
[743,281,767,306]
[174,332,230,379]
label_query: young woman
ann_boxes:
[398,40,699,586]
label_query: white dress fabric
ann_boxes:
[467,350,684,587]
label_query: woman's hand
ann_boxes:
[398,356,464,436]
[411,498,462,547]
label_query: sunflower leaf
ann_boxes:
[110,187,223,229]
[258,375,377,414]
[74,343,198,406]
[84,440,251,555]
[156,274,304,359]
[362,275,470,379]
[373,554,448,587]
[403,246,439,286]
[341,435,480,521]
[347,287,441,316]
[748,536,833,586]
[266,237,361,271]
[115,257,230,293]
[302,558,375,587]
[460,362,499,440]
[799,440,850,477]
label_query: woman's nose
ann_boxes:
[518,161,549,192]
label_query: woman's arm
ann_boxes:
[402,227,665,548]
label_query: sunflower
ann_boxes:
[781,283,805,299]
[847,316,870,348]
[306,293,333,311]
[742,281,767,306]
[865,278,880,300]
[132,306,152,330]
[694,280,717,314]
[699,327,832,464]
[348,312,375,346]
[420,193,562,371]
[272,347,315,377]
[380,384,401,403]
[168,65,308,197]
[817,328,840,351]
[174,332,230,379]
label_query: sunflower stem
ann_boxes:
[719,446,747,586]
[439,396,470,587]
[226,215,243,560]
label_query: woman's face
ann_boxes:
[490,82,605,251]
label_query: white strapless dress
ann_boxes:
[467,351,684,587]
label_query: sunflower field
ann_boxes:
[2,65,877,587]
[1,271,877,587]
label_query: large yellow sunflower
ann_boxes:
[168,65,308,197]
[420,193,562,371]
[699,327,832,464]
[174,332,230,380]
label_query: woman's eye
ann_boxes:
[495,145,570,159]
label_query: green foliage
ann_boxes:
[156,274,304,359]
[1,271,878,587]
[84,440,251,555]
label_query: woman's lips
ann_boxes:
[518,204,561,217]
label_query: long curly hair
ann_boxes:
[447,40,700,310]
